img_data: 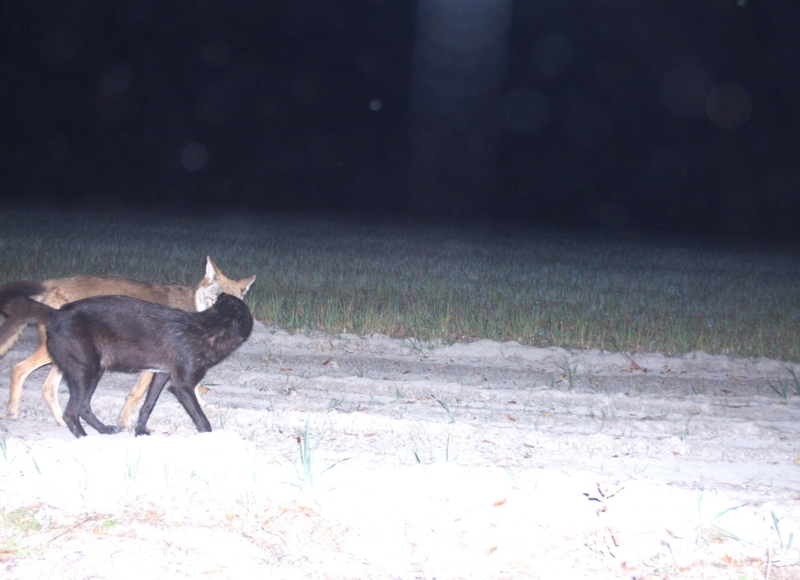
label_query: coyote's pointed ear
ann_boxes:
[239,275,256,295]
[205,256,222,282]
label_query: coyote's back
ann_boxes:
[39,275,196,310]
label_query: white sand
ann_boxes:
[1,322,799,579]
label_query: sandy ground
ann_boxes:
[1,321,800,579]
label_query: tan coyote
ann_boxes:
[0,257,255,428]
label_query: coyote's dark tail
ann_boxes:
[0,281,52,357]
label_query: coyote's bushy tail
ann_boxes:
[0,281,52,357]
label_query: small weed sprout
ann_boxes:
[295,417,314,488]
[596,405,617,432]
[291,416,335,491]
[446,431,453,462]
[768,367,800,403]
[680,416,692,441]
[126,450,143,485]
[435,398,455,423]
[772,511,795,554]
[789,367,800,396]
[556,360,578,391]
[404,338,423,354]
[600,405,617,421]
[327,398,345,410]
[769,379,792,404]
[412,434,454,464]
[219,401,233,429]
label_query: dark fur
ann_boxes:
[0,282,48,357]
[0,287,253,438]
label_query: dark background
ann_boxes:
[1,0,799,241]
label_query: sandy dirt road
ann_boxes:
[1,322,800,579]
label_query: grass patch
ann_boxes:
[2,508,42,535]
[0,508,43,560]
[1,210,799,361]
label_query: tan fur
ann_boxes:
[0,325,26,358]
[5,257,256,428]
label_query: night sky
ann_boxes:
[2,1,799,241]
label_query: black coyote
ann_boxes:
[0,283,253,438]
